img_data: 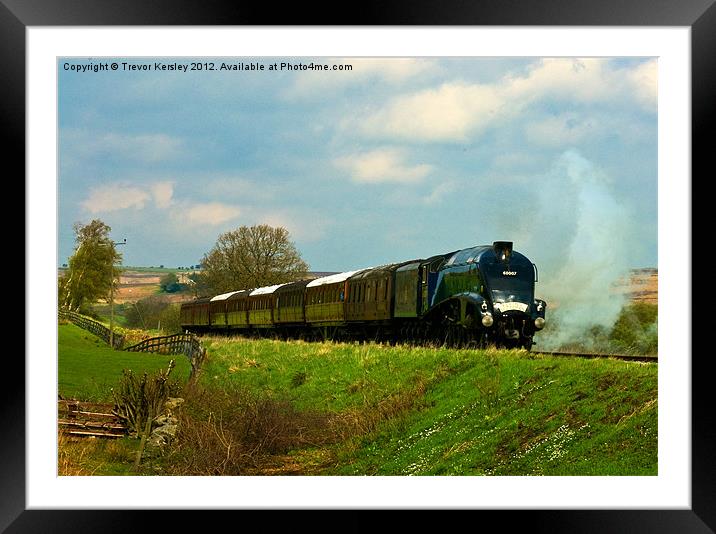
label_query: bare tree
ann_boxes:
[200,225,309,294]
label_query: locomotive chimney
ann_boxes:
[493,241,513,262]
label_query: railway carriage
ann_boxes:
[274,280,311,325]
[248,283,288,327]
[305,270,363,325]
[179,296,212,332]
[180,241,546,349]
[209,291,241,330]
[345,264,395,323]
[226,289,251,329]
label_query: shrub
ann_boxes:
[124,296,173,330]
[163,384,332,475]
[111,360,181,437]
[159,303,181,334]
[609,302,658,354]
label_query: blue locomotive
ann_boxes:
[180,241,546,349]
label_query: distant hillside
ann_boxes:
[612,268,658,304]
[58,267,657,305]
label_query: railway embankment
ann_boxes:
[166,336,657,476]
[58,327,657,476]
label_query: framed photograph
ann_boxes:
[14,0,706,530]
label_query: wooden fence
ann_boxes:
[58,399,128,438]
[58,309,125,349]
[59,309,206,386]
[124,333,206,381]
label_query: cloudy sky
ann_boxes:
[58,56,657,281]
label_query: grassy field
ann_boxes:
[58,322,192,402]
[58,327,657,476]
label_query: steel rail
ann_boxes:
[531,350,657,363]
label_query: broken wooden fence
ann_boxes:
[58,400,128,438]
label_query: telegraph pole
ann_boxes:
[109,238,127,348]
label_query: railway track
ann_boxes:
[531,350,657,363]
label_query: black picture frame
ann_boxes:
[9,0,705,531]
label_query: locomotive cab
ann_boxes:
[425,241,546,349]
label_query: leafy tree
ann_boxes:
[187,271,211,298]
[125,296,172,331]
[159,272,183,293]
[200,224,309,294]
[58,220,122,311]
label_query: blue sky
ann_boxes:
[58,56,657,281]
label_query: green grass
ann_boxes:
[198,336,658,476]
[90,303,129,327]
[58,328,657,476]
[329,354,657,475]
[202,337,476,412]
[58,322,192,402]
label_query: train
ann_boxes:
[179,241,547,349]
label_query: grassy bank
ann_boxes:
[187,336,657,476]
[57,328,657,476]
[58,322,191,402]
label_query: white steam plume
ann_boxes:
[526,150,631,350]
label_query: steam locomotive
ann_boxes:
[179,241,546,349]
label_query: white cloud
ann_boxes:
[151,181,174,208]
[184,202,241,226]
[503,58,614,103]
[351,82,505,142]
[81,183,150,213]
[626,58,658,111]
[348,58,656,143]
[334,148,432,184]
[423,181,456,205]
[81,180,177,214]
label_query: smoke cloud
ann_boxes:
[525,150,633,349]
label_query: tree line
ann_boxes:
[58,219,310,326]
